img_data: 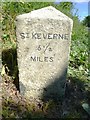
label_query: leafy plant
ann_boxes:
[82,103,90,115]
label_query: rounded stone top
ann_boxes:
[16,6,73,24]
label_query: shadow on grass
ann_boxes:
[2,48,19,91]
[1,48,90,119]
[2,76,90,119]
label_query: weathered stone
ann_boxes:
[16,6,73,101]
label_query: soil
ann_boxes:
[1,74,90,119]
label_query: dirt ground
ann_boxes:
[1,74,90,119]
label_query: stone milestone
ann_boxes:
[16,6,73,101]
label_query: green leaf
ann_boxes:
[82,103,90,115]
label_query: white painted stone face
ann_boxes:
[16,6,73,101]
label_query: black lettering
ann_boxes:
[20,33,29,39]
[32,33,37,39]
[58,34,64,39]
[20,33,25,39]
[32,33,69,40]
[32,33,41,39]
[37,57,43,62]
[37,33,41,39]
[49,47,52,52]
[31,56,54,62]
[37,45,41,51]
[48,33,52,39]
[49,57,53,62]
[43,33,47,39]
[44,57,48,62]
[64,34,69,40]
[53,34,58,39]
[31,56,36,61]
[26,33,29,38]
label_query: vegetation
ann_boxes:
[1,2,90,119]
[82,15,90,27]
